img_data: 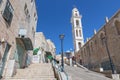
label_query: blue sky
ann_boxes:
[35,0,120,54]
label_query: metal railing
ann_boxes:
[52,61,69,80]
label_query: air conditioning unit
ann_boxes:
[18,28,27,38]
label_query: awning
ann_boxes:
[45,51,53,60]
[16,38,33,50]
[33,47,40,55]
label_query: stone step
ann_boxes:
[3,77,56,80]
[13,75,55,78]
[28,65,53,69]
[6,63,55,79]
[29,63,52,67]
[14,72,55,76]
[16,68,54,73]
[15,69,54,76]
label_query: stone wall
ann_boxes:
[0,0,37,77]
[75,10,120,73]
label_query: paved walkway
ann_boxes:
[65,65,113,80]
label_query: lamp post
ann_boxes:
[59,34,65,72]
[103,26,115,74]
[103,37,115,74]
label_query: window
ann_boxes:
[24,3,30,22]
[100,33,105,45]
[84,48,86,56]
[34,12,36,17]
[32,27,35,38]
[76,20,79,26]
[34,12,37,21]
[31,0,33,2]
[75,13,78,16]
[31,0,34,5]
[79,30,81,37]
[2,0,13,25]
[86,45,90,56]
[94,39,97,45]
[90,42,93,52]
[0,0,2,5]
[24,3,27,10]
[78,42,81,49]
[115,20,120,35]
[76,30,78,37]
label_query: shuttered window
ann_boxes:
[2,0,13,26]
[0,0,2,5]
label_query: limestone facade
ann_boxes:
[0,0,37,77]
[46,39,56,57]
[34,32,56,63]
[75,10,120,73]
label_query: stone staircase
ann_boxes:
[3,63,56,80]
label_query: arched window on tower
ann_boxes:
[75,13,78,16]
[115,20,120,35]
[78,42,81,49]
[76,30,78,37]
[79,30,81,37]
[76,20,79,26]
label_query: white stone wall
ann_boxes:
[47,39,56,57]
[71,7,84,52]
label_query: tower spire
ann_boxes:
[71,7,84,52]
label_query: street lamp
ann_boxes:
[103,26,116,74]
[103,37,115,74]
[59,34,65,72]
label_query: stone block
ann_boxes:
[112,74,120,80]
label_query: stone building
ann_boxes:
[0,0,37,77]
[75,10,120,73]
[46,39,56,57]
[34,32,56,63]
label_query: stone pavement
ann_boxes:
[65,65,113,80]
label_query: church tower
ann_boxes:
[71,7,84,52]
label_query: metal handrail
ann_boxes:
[52,61,62,80]
[52,61,69,80]
[63,68,69,80]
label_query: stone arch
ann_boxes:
[98,31,105,39]
[90,41,94,52]
[115,20,120,35]
[98,31,106,45]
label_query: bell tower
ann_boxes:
[71,7,84,52]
